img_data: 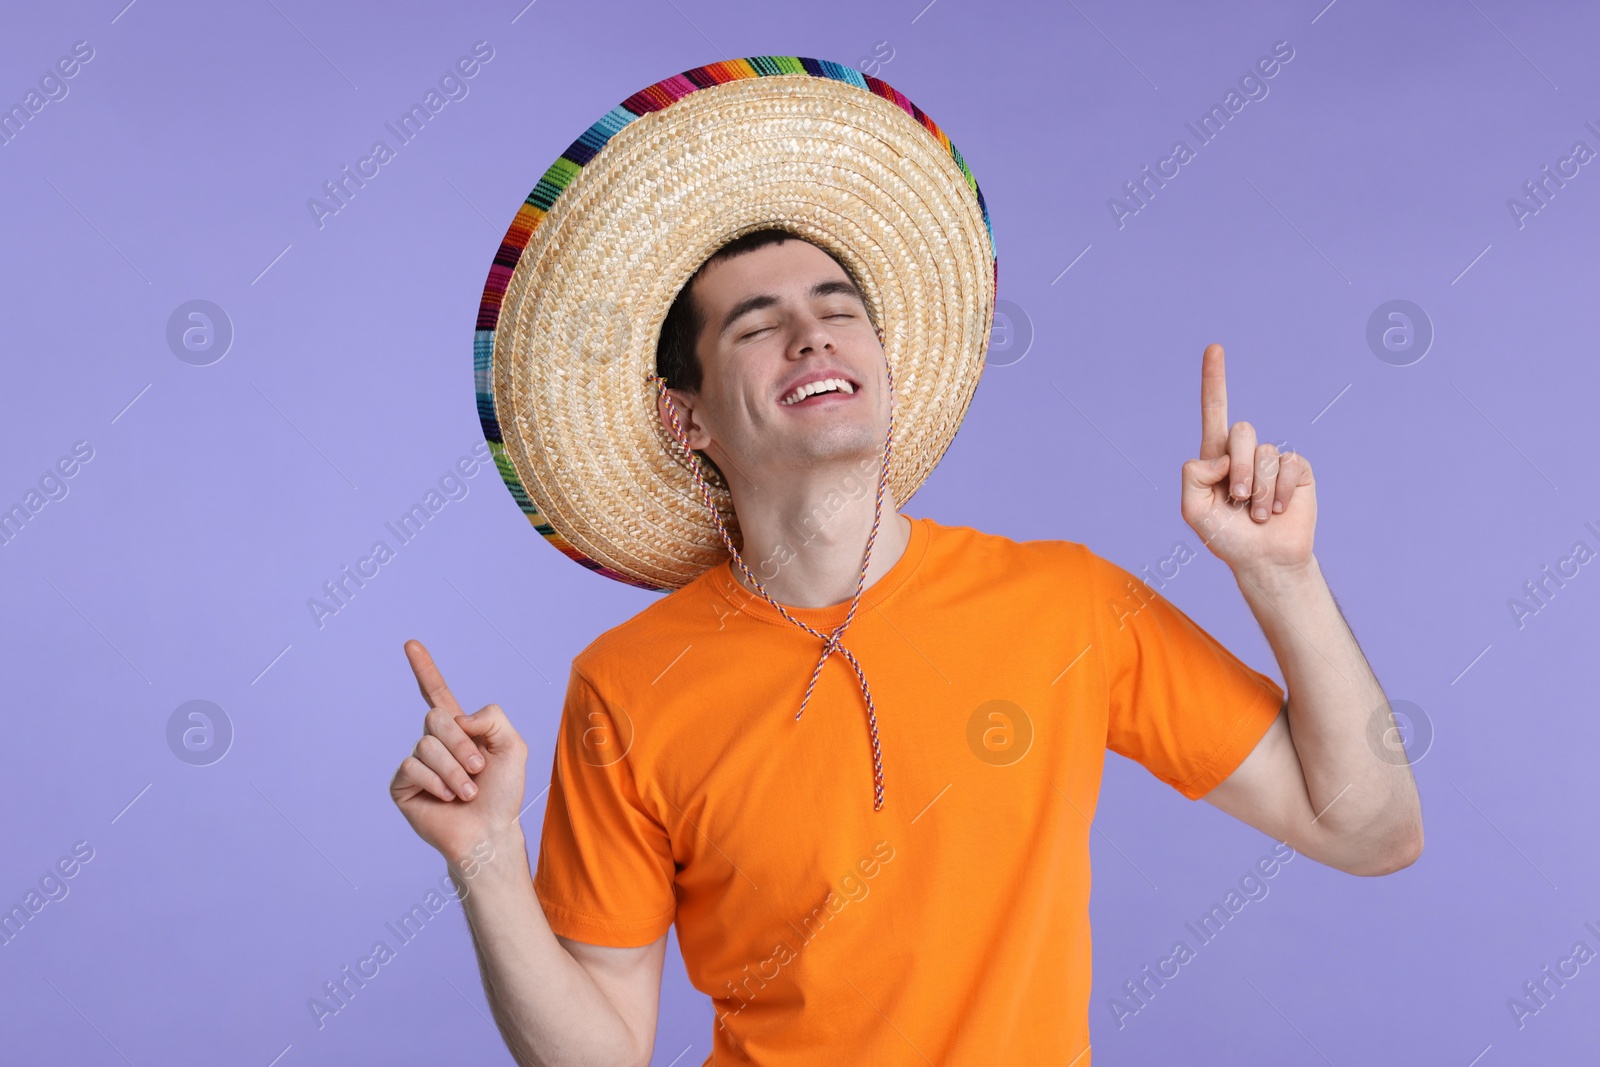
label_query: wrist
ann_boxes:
[1232,554,1321,596]
[443,822,530,892]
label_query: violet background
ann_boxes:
[3,0,1597,1063]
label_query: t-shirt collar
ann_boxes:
[707,513,931,630]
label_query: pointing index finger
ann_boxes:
[1199,343,1229,461]
[405,639,463,717]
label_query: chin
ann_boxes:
[795,431,884,467]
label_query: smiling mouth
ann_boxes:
[779,377,858,406]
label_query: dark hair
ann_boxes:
[653,227,867,484]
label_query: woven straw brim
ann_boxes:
[481,62,996,591]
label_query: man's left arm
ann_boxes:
[1180,343,1423,877]
[1208,556,1423,876]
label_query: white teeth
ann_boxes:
[781,377,856,405]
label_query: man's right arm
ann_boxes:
[450,823,667,1067]
[389,640,665,1067]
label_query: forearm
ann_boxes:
[1232,554,1422,866]
[448,826,643,1067]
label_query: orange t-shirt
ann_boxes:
[532,515,1285,1065]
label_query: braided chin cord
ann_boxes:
[647,336,896,812]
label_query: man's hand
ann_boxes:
[1181,342,1317,575]
[389,639,528,864]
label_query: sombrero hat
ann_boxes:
[475,55,998,592]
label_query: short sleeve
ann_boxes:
[532,666,676,946]
[1086,546,1286,800]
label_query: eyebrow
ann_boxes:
[716,279,866,339]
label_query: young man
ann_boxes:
[390,59,1422,1066]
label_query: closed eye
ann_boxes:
[739,312,855,340]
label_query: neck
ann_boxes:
[723,455,912,609]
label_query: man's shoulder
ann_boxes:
[919,515,1093,576]
[569,567,727,688]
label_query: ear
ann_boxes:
[657,388,713,451]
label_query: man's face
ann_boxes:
[661,239,890,484]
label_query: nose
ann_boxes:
[791,315,839,359]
